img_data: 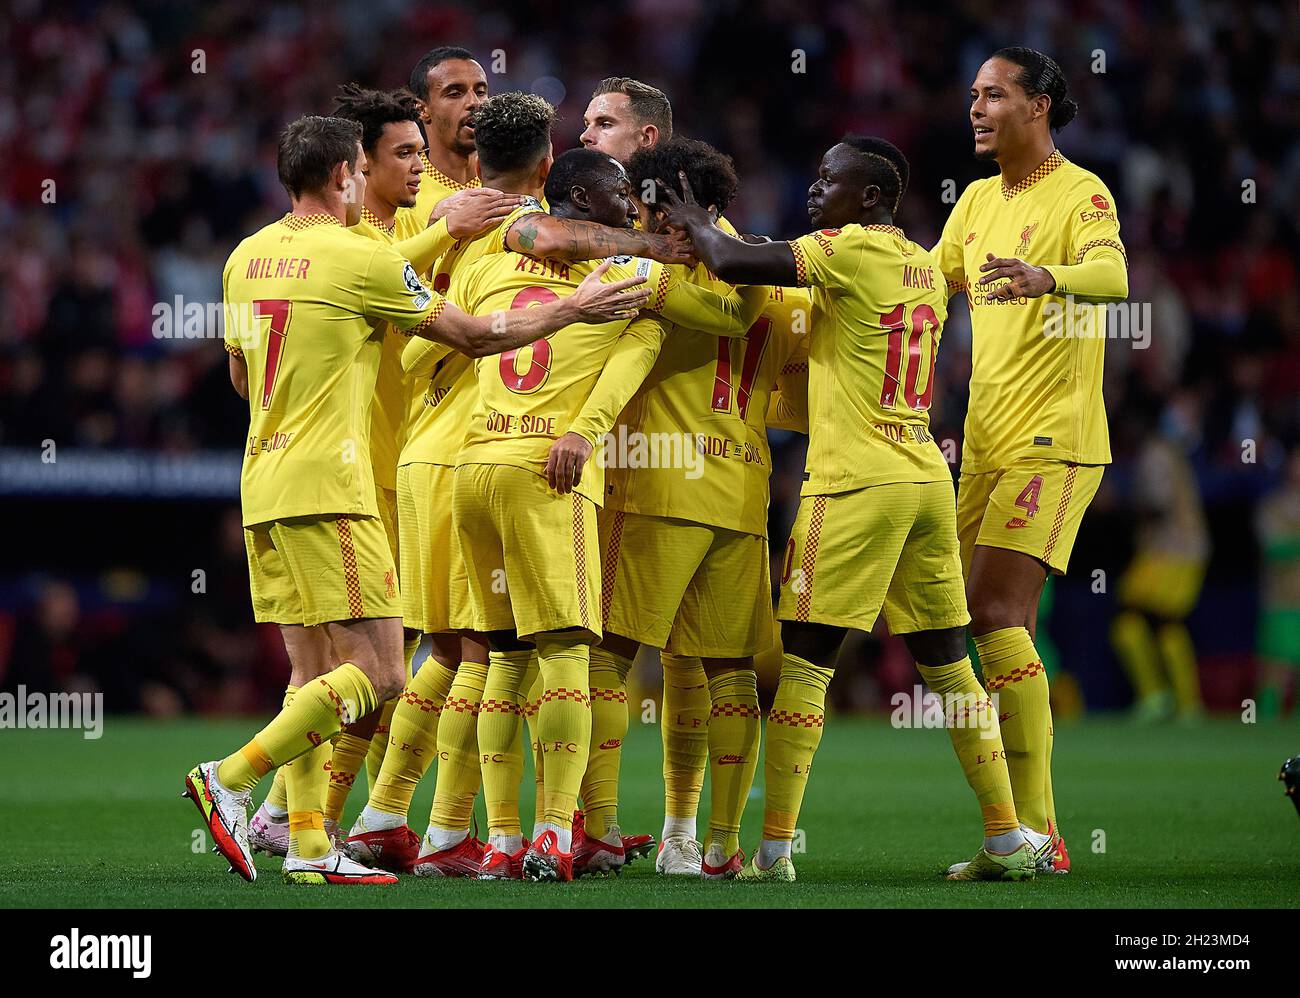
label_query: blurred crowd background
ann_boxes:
[1,0,1297,719]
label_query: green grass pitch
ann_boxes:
[1,715,1297,908]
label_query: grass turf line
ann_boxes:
[0,716,1296,908]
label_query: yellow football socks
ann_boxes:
[581,646,632,840]
[974,627,1051,834]
[705,667,761,856]
[762,653,832,844]
[477,649,533,838]
[1112,610,1164,703]
[285,737,332,858]
[534,633,591,831]
[367,657,457,818]
[1158,622,1203,715]
[915,657,1018,837]
[217,663,378,794]
[523,660,544,827]
[263,685,298,817]
[428,659,488,834]
[366,634,422,786]
[661,653,709,834]
[323,731,370,824]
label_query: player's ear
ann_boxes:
[861,184,881,211]
[570,184,591,212]
[642,124,658,149]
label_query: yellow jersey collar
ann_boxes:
[1001,149,1065,201]
[419,151,481,191]
[359,206,396,234]
[280,213,343,231]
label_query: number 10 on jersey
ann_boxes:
[879,302,939,411]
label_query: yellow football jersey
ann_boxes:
[787,224,952,496]
[352,206,425,491]
[933,150,1126,474]
[222,213,447,526]
[411,150,480,230]
[399,198,544,468]
[449,251,668,504]
[606,266,808,537]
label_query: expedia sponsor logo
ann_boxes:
[811,230,837,256]
[1079,194,1117,223]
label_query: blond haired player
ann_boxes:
[245,84,521,857]
[343,94,692,876]
[665,135,1037,883]
[933,47,1128,875]
[183,115,651,885]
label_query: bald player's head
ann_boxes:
[579,77,672,164]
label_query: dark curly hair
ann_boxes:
[331,83,423,156]
[626,136,740,216]
[993,47,1079,131]
[471,92,555,176]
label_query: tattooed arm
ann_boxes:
[505,212,691,265]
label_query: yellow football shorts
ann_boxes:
[599,509,773,658]
[453,463,601,641]
[375,483,399,564]
[397,462,469,634]
[1117,552,1206,620]
[244,513,400,626]
[957,458,1104,576]
[777,479,969,634]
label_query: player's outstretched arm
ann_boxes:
[506,212,692,265]
[659,171,797,286]
[656,280,769,338]
[549,314,668,494]
[393,189,524,274]
[415,261,650,358]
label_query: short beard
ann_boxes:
[974,145,997,161]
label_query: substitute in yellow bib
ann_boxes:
[932,47,1129,870]
[667,134,1036,885]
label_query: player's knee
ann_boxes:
[780,621,844,669]
[904,627,968,667]
[968,593,1024,635]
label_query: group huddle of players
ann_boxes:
[183,42,1129,885]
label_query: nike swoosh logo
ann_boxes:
[998,712,1016,723]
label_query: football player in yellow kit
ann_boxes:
[184,114,652,885]
[428,147,765,880]
[932,48,1128,875]
[581,78,762,875]
[246,84,521,858]
[663,135,1037,883]
[343,93,691,876]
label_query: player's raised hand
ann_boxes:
[657,170,718,231]
[977,252,1057,301]
[544,431,594,494]
[442,188,526,238]
[569,260,650,322]
[644,228,695,265]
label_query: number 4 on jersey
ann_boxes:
[1005,474,1044,529]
